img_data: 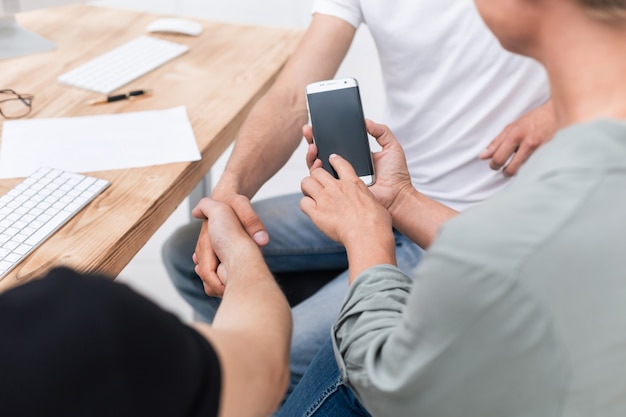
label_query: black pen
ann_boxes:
[87,89,153,105]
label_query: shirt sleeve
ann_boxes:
[311,0,364,28]
[332,244,569,417]
[0,267,222,417]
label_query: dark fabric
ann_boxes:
[0,267,221,417]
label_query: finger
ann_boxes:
[479,134,505,160]
[328,154,359,180]
[365,119,396,149]
[305,142,319,169]
[302,124,314,144]
[479,125,514,160]
[194,222,219,269]
[309,163,338,188]
[299,195,317,219]
[488,137,520,171]
[501,144,533,177]
[216,263,228,285]
[191,197,217,220]
[197,267,225,297]
[229,195,269,246]
[310,158,323,171]
[193,226,223,298]
[300,175,324,198]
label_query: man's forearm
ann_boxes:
[212,13,357,201]
[213,85,310,201]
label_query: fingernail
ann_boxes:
[253,231,269,245]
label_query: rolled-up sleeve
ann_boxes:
[332,264,412,393]
[331,245,569,417]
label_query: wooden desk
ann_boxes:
[0,4,302,292]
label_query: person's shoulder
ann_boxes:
[311,0,363,29]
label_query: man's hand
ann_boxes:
[479,100,557,176]
[192,186,271,298]
[192,198,263,297]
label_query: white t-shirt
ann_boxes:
[313,0,550,211]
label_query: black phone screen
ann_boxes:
[307,86,374,179]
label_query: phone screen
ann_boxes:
[306,80,374,183]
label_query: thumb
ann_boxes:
[229,195,269,246]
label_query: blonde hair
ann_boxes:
[578,0,626,21]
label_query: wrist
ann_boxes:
[212,177,246,203]
[387,182,417,222]
[223,242,268,281]
[344,228,396,284]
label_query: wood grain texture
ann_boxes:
[0,4,303,291]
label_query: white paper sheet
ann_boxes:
[0,106,201,179]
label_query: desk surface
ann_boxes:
[0,4,302,292]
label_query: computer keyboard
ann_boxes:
[57,35,189,94]
[0,167,110,281]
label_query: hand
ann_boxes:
[302,120,413,212]
[479,100,557,176]
[364,120,414,210]
[192,221,223,296]
[192,198,262,297]
[213,190,270,246]
[192,187,270,297]
[300,153,392,249]
[303,125,319,170]
[301,154,395,281]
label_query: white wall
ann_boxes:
[93,0,313,27]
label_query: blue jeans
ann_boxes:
[276,337,371,417]
[162,193,423,410]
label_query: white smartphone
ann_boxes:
[305,77,375,186]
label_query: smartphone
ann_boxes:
[305,77,375,186]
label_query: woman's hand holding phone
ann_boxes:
[362,120,414,212]
[303,119,413,215]
[300,153,396,282]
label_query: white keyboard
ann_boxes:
[57,35,189,94]
[0,167,110,280]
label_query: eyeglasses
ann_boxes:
[0,89,34,119]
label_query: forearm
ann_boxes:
[213,252,291,340]
[212,241,291,347]
[213,88,309,200]
[344,230,397,284]
[213,14,356,201]
[196,248,292,417]
[389,186,459,249]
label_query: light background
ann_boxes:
[88,0,385,322]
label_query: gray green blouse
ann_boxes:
[332,120,626,417]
